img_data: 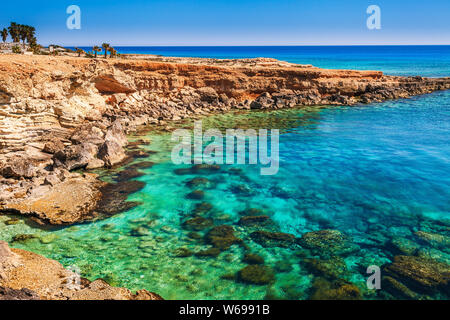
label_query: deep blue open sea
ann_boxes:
[3,46,450,300]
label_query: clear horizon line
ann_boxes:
[57,44,450,47]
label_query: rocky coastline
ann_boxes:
[1,54,450,299]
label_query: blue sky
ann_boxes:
[1,0,449,46]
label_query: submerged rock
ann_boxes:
[187,232,203,240]
[126,161,155,170]
[192,164,221,173]
[130,227,150,237]
[114,168,144,182]
[383,255,450,296]
[388,237,419,256]
[303,256,348,280]
[238,215,272,227]
[381,276,419,300]
[193,202,214,215]
[183,217,214,231]
[195,247,221,258]
[415,231,450,247]
[238,265,275,285]
[96,180,145,216]
[274,261,293,273]
[126,150,151,159]
[4,218,21,226]
[250,231,297,248]
[299,229,358,258]
[186,190,205,200]
[309,278,361,300]
[239,208,264,216]
[174,164,221,175]
[185,177,213,189]
[11,234,37,243]
[229,184,252,196]
[173,247,194,258]
[242,253,265,265]
[206,225,241,250]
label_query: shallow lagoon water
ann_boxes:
[2,90,450,299]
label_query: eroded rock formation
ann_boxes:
[0,241,162,300]
[0,54,449,225]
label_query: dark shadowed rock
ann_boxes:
[250,92,274,109]
[383,255,450,295]
[174,164,221,175]
[239,208,264,216]
[229,184,252,196]
[238,265,275,285]
[206,225,241,250]
[186,190,205,200]
[126,161,155,170]
[0,157,37,179]
[381,276,419,299]
[173,248,194,258]
[309,278,361,300]
[242,253,265,265]
[193,202,214,215]
[54,143,98,171]
[183,217,213,231]
[195,247,221,258]
[250,231,297,248]
[238,215,272,227]
[98,140,126,167]
[197,87,219,103]
[114,168,144,182]
[185,177,213,189]
[42,139,65,154]
[98,120,128,167]
[0,287,40,300]
[299,229,358,258]
[96,180,145,216]
[303,256,348,280]
[70,125,105,145]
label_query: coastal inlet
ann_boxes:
[3,93,450,300]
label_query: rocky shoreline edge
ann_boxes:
[1,54,450,299]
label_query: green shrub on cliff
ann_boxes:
[12,45,22,54]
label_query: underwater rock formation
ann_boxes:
[383,255,450,297]
[238,265,275,285]
[250,230,297,248]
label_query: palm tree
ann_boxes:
[25,26,35,44]
[109,47,117,58]
[102,43,110,59]
[1,28,7,43]
[19,25,27,47]
[8,22,20,43]
[92,45,101,58]
[75,47,85,57]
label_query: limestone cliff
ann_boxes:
[0,54,449,225]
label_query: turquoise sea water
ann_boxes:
[2,47,450,300]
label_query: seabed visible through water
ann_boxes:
[2,92,450,300]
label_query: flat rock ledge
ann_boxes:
[0,241,162,300]
[0,173,104,225]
